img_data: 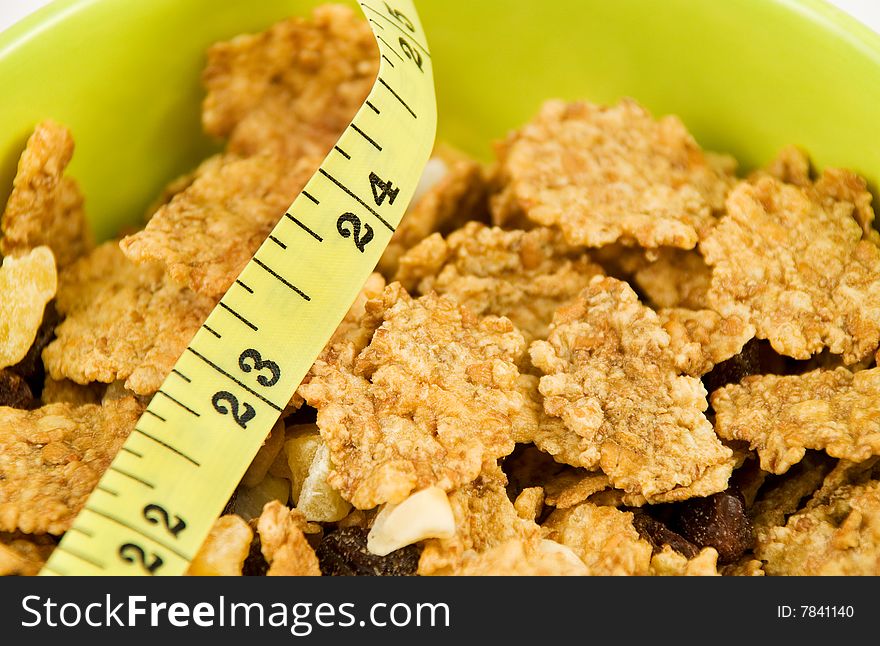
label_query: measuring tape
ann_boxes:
[41,0,435,576]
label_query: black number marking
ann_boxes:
[369,172,400,206]
[336,213,374,253]
[398,37,423,71]
[211,391,256,429]
[143,504,186,538]
[238,348,281,387]
[118,543,163,574]
[385,2,415,31]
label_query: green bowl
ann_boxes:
[2,0,879,241]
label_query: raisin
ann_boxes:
[674,490,754,564]
[242,533,269,576]
[0,370,38,409]
[702,337,760,395]
[316,527,420,576]
[10,301,61,398]
[631,510,699,559]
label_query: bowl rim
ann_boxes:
[3,0,880,63]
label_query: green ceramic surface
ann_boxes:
[1,0,879,240]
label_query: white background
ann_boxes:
[1,0,880,34]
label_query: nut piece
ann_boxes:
[287,430,352,522]
[367,487,456,556]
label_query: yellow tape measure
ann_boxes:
[41,0,436,576]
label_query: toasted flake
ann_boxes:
[120,154,318,297]
[712,367,880,474]
[543,502,653,575]
[659,308,755,377]
[378,154,488,277]
[530,276,734,501]
[299,284,525,509]
[202,5,377,160]
[0,532,55,576]
[756,479,880,575]
[308,273,386,375]
[41,378,104,406]
[513,487,545,521]
[758,145,812,187]
[188,515,253,576]
[649,545,720,576]
[511,375,594,467]
[43,243,214,395]
[0,247,57,370]
[702,174,880,363]
[418,465,542,575]
[257,501,321,576]
[633,248,712,310]
[491,99,734,249]
[749,452,834,538]
[1,121,92,268]
[720,558,765,576]
[543,470,611,509]
[396,223,603,342]
[0,397,142,534]
[451,538,588,576]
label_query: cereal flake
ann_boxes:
[659,308,755,377]
[188,515,253,576]
[120,154,319,298]
[378,154,488,277]
[396,223,603,342]
[0,397,142,534]
[300,284,525,509]
[43,243,215,395]
[257,501,321,576]
[543,501,653,575]
[712,367,880,474]
[1,121,93,268]
[491,99,734,248]
[530,276,734,501]
[702,174,880,363]
[202,5,377,160]
[756,479,880,575]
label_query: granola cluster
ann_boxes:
[2,4,878,576]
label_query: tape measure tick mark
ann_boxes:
[349,123,382,150]
[109,465,155,489]
[171,369,192,383]
[377,77,416,118]
[133,428,201,466]
[156,390,200,417]
[268,235,287,250]
[120,446,143,458]
[184,346,285,412]
[285,213,323,242]
[202,324,222,339]
[317,168,395,232]
[250,257,310,300]
[235,279,254,294]
[376,35,404,61]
